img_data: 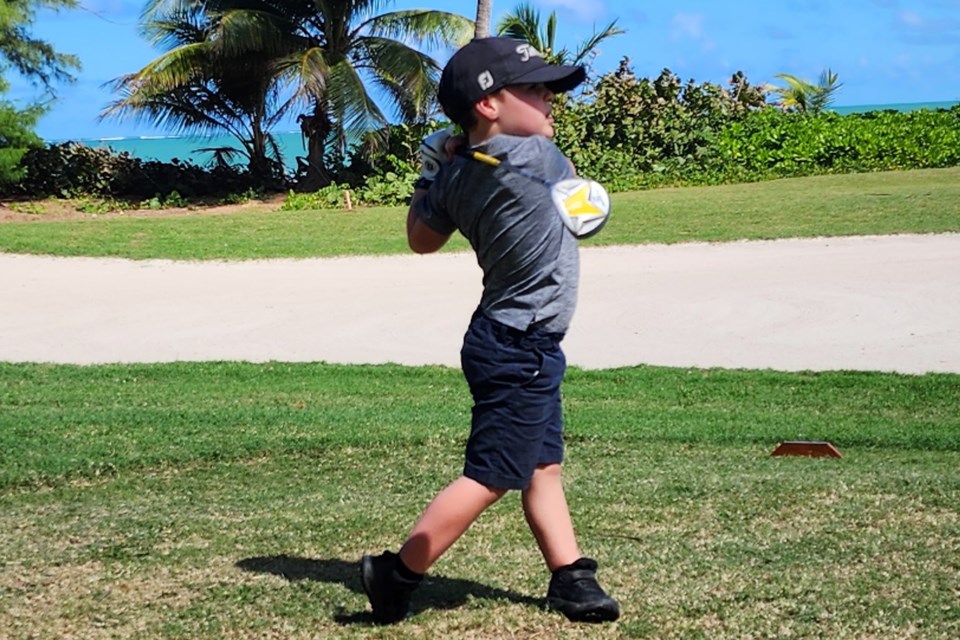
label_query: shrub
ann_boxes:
[289,125,428,208]
[552,59,767,189]
[0,97,43,189]
[11,141,282,200]
[281,183,354,211]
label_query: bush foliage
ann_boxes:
[0,95,43,188]
[7,142,258,201]
[553,59,960,190]
[706,107,960,183]
[4,58,960,208]
[552,60,768,190]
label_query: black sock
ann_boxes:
[394,554,424,583]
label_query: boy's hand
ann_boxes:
[419,126,457,180]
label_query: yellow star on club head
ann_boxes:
[562,183,604,217]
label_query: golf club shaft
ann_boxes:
[460,150,552,187]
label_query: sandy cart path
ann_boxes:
[2,234,958,374]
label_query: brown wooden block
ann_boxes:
[771,441,842,458]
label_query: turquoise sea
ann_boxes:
[74,130,310,174]
[61,100,958,174]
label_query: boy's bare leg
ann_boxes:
[521,463,581,570]
[399,475,506,574]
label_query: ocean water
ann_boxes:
[830,100,958,115]
[74,131,309,174]
[63,100,958,172]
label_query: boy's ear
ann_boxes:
[474,92,500,122]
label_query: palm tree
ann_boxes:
[496,2,623,67]
[102,2,287,183]
[770,68,843,114]
[475,0,493,38]
[256,1,473,188]
[104,1,473,189]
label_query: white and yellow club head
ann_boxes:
[550,179,611,239]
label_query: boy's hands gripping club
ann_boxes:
[419,126,454,180]
[416,126,462,189]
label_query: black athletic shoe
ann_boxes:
[360,551,420,624]
[547,557,621,623]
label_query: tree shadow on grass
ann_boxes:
[235,554,544,625]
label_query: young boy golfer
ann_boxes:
[361,37,620,625]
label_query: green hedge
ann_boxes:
[704,107,960,184]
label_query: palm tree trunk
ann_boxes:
[297,106,333,191]
[475,0,492,38]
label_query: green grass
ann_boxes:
[2,168,959,637]
[2,363,959,638]
[3,363,959,488]
[1,167,958,259]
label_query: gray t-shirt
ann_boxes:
[414,134,580,334]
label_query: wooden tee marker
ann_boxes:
[771,441,842,458]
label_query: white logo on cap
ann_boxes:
[478,70,494,90]
[515,44,544,62]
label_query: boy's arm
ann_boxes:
[407,126,459,254]
[407,190,451,254]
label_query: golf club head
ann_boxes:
[550,179,611,239]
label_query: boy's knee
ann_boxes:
[470,476,509,500]
[534,463,563,477]
[489,485,509,500]
[522,463,564,492]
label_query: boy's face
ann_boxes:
[486,83,557,138]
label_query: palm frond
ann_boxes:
[810,68,843,112]
[355,35,439,122]
[361,10,474,50]
[572,19,625,66]
[496,3,546,52]
[117,43,213,94]
[772,73,816,111]
[292,46,332,100]
[210,8,292,58]
[325,59,388,153]
[496,2,623,67]
[140,5,208,51]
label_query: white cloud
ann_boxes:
[537,0,607,22]
[894,7,960,44]
[898,11,925,28]
[671,13,706,40]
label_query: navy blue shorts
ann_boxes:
[460,310,567,490]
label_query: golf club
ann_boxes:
[459,149,610,239]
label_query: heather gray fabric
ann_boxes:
[414,134,579,334]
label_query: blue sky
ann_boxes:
[7,0,960,141]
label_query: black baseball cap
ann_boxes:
[438,37,586,126]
